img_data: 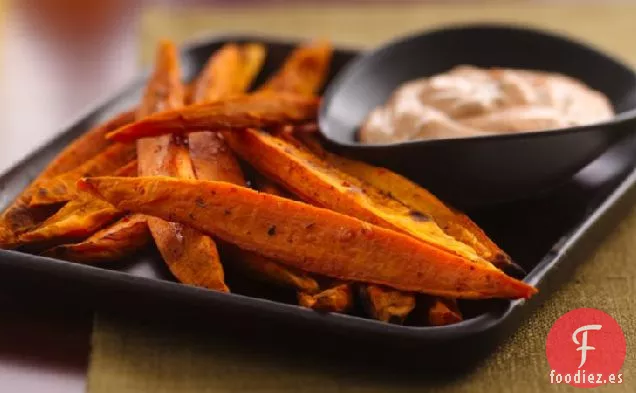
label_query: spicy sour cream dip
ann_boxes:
[359,66,614,144]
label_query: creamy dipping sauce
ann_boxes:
[359,66,614,144]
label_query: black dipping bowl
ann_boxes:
[319,24,636,207]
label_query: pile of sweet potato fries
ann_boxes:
[0,40,536,326]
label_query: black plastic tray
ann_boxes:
[2,36,636,370]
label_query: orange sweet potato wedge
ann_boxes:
[231,131,497,322]
[191,43,265,103]
[306,141,517,272]
[256,168,381,316]
[226,129,491,268]
[106,92,319,143]
[427,297,463,326]
[16,160,137,249]
[256,178,356,312]
[66,40,186,266]
[250,176,346,306]
[259,40,332,96]
[0,110,134,248]
[225,245,320,294]
[17,197,122,248]
[113,159,138,177]
[252,174,294,199]
[253,51,486,271]
[149,216,227,290]
[190,131,246,185]
[36,110,134,180]
[298,283,353,313]
[0,203,61,250]
[291,135,463,324]
[189,43,265,185]
[359,285,416,324]
[247,178,323,295]
[188,42,313,294]
[188,43,265,290]
[136,40,228,292]
[78,176,537,299]
[30,143,136,206]
[259,41,409,320]
[42,214,150,263]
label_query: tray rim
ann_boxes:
[0,31,633,343]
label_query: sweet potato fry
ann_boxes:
[37,110,134,180]
[257,169,378,316]
[78,176,537,299]
[0,111,134,248]
[16,160,138,249]
[17,197,122,248]
[225,245,320,294]
[113,159,138,177]
[191,133,245,185]
[30,143,136,206]
[238,131,480,322]
[226,129,491,269]
[247,178,324,295]
[106,92,319,143]
[256,178,355,312]
[136,40,228,292]
[251,174,294,199]
[42,214,150,263]
[150,218,228,290]
[359,285,416,324]
[259,40,332,96]
[137,42,184,117]
[189,43,265,185]
[250,176,352,308]
[191,43,265,103]
[255,50,482,269]
[184,82,195,105]
[298,283,353,313]
[188,42,313,294]
[306,141,515,270]
[260,42,405,320]
[0,204,60,250]
[427,297,463,326]
[65,40,186,267]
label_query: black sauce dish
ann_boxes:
[319,24,636,208]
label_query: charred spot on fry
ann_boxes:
[195,197,206,208]
[409,210,431,222]
[492,255,526,278]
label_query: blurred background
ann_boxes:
[0,0,634,392]
[1,0,635,171]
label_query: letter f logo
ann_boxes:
[572,324,602,368]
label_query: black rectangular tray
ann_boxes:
[2,35,636,371]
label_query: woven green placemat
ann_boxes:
[88,4,636,392]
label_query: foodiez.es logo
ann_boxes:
[546,308,626,388]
